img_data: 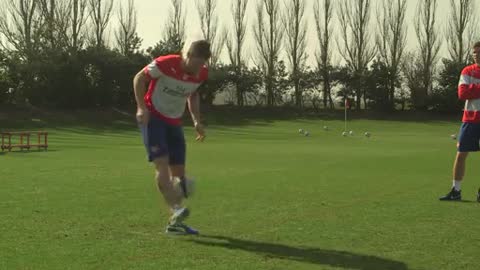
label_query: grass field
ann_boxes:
[1,110,480,270]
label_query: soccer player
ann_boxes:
[133,38,210,234]
[440,41,480,202]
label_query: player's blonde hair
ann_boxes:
[181,35,211,60]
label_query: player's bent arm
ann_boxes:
[458,83,480,100]
[133,69,149,110]
[187,91,201,126]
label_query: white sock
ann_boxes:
[171,204,182,213]
[452,180,462,191]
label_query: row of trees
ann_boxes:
[0,0,477,112]
[0,0,147,108]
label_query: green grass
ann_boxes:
[1,112,480,270]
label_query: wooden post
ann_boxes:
[26,133,30,150]
[8,133,11,152]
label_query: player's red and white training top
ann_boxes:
[144,54,208,126]
[459,64,480,123]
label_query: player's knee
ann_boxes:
[456,152,469,162]
[153,157,169,171]
[169,165,185,178]
[155,171,171,191]
[455,152,468,164]
[153,157,170,183]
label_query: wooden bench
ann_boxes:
[1,131,48,152]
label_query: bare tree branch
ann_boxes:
[115,0,141,56]
[164,0,186,50]
[195,0,225,66]
[88,0,113,48]
[37,0,72,50]
[226,0,248,68]
[283,0,307,107]
[0,0,42,59]
[376,0,407,105]
[211,28,226,66]
[253,0,267,70]
[414,0,440,109]
[314,0,335,109]
[336,0,376,109]
[196,0,217,44]
[253,0,283,106]
[446,0,476,64]
[68,0,88,51]
[226,0,248,106]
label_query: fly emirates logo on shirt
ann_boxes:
[156,73,199,99]
[161,85,191,98]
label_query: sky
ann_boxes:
[127,0,460,66]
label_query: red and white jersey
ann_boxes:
[459,64,480,123]
[144,54,208,125]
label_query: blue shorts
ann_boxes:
[140,116,186,164]
[457,123,480,152]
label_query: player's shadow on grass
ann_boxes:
[455,200,477,203]
[189,235,409,270]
